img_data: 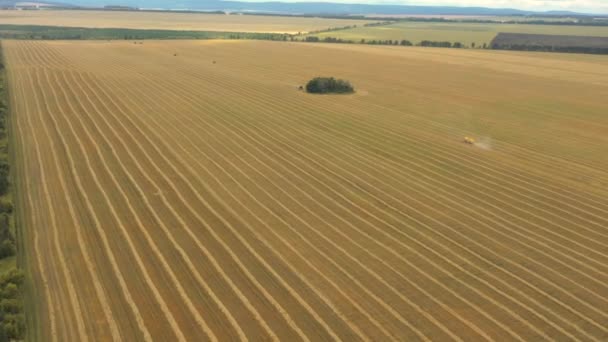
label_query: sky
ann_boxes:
[238,0,608,14]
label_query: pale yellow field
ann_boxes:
[6,40,608,341]
[0,10,370,34]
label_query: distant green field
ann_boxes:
[309,22,608,47]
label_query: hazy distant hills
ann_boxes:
[0,0,592,16]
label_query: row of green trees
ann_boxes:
[491,43,608,54]
[305,36,476,49]
[0,44,24,342]
[304,24,360,36]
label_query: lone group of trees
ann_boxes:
[305,77,354,94]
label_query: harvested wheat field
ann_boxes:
[5,39,608,341]
[0,10,370,34]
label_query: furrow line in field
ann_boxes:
[230,56,608,216]
[86,69,375,340]
[60,67,275,341]
[233,109,608,334]
[51,68,222,341]
[229,49,608,191]
[183,44,608,213]
[99,71,459,341]
[24,41,124,342]
[177,67,608,269]
[139,60,608,293]
[237,112,607,339]
[24,68,90,341]
[225,100,608,331]
[69,70,328,342]
[10,65,58,342]
[27,60,156,342]
[158,58,608,244]
[106,77,470,341]
[183,92,595,340]
[134,66,608,336]
[103,61,522,341]
[220,69,608,236]
[66,72,279,340]
[113,66,568,340]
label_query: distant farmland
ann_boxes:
[310,21,608,46]
[491,33,608,53]
[6,40,608,340]
[0,10,371,34]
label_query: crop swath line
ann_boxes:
[69,67,368,338]
[128,76,556,337]
[20,41,124,342]
[114,71,547,341]
[170,63,608,278]
[145,46,608,238]
[51,68,224,341]
[205,63,608,240]
[152,74,600,340]
[233,115,607,339]
[119,55,608,336]
[11,41,608,341]
[144,52,608,284]
[30,42,185,341]
[98,59,588,342]
[292,87,608,229]
[195,46,608,216]
[189,77,608,334]
[58,63,336,340]
[55,67,275,341]
[182,41,608,205]
[136,42,608,218]
[90,59,507,341]
[70,51,414,342]
[20,65,90,342]
[202,81,608,334]
[96,69,458,341]
[8,57,58,342]
[81,69,377,340]
[24,55,158,342]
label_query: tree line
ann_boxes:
[304,35,477,48]
[0,43,24,342]
[491,44,608,54]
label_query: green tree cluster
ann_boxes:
[0,270,25,341]
[305,77,354,94]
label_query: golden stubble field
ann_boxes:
[0,10,370,33]
[5,39,608,341]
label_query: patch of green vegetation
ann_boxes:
[0,257,15,276]
[305,77,354,94]
[0,24,292,41]
[0,43,24,342]
[306,21,608,47]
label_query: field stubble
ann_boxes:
[5,39,608,341]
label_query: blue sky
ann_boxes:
[238,0,608,14]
